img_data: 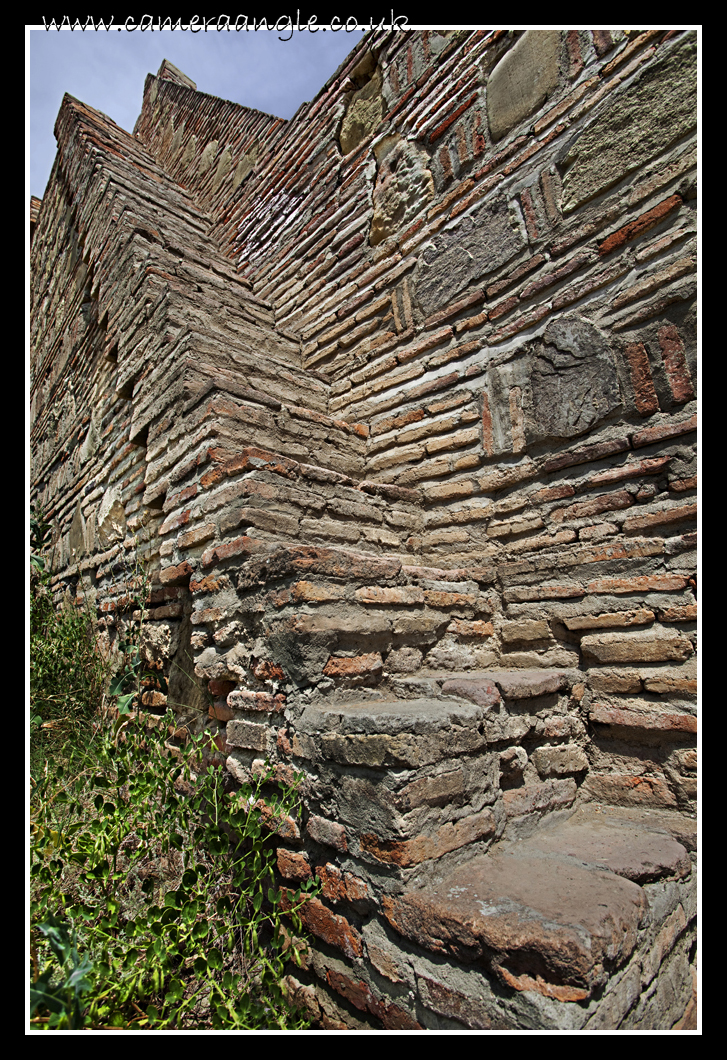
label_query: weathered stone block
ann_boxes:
[531,744,589,776]
[339,64,384,155]
[561,34,696,212]
[415,196,524,315]
[487,30,561,142]
[581,630,693,664]
[527,317,621,442]
[370,136,434,246]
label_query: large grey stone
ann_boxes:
[561,33,697,213]
[527,316,621,442]
[487,30,561,142]
[415,196,523,315]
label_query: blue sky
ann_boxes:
[27,22,369,199]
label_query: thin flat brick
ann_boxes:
[589,456,671,486]
[623,503,697,533]
[598,194,682,256]
[551,490,633,522]
[624,342,660,416]
[657,324,695,403]
[586,574,688,594]
[632,414,696,448]
[542,437,631,473]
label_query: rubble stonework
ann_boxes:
[30,29,697,1029]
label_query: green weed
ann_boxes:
[29,509,317,1029]
[30,712,316,1029]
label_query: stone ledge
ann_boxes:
[383,805,694,1015]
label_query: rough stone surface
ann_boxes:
[370,136,434,246]
[527,317,621,442]
[415,196,524,315]
[487,30,561,142]
[384,846,647,1001]
[561,34,697,212]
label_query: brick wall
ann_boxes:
[31,29,697,1029]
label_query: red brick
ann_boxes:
[586,574,688,594]
[290,895,363,959]
[600,31,662,77]
[447,619,494,637]
[160,560,194,586]
[624,343,659,416]
[201,535,266,568]
[455,308,489,333]
[404,370,460,403]
[566,30,584,78]
[657,325,695,403]
[439,144,454,182]
[372,407,426,437]
[163,483,197,512]
[227,689,286,712]
[316,863,369,904]
[632,414,696,448]
[623,503,697,533]
[424,290,485,329]
[589,703,697,733]
[255,801,300,840]
[472,110,487,157]
[589,456,671,486]
[159,508,190,536]
[488,301,552,343]
[531,483,577,504]
[429,92,478,143]
[208,678,236,697]
[582,773,678,809]
[252,659,286,681]
[669,475,697,493]
[277,849,312,881]
[519,253,592,301]
[487,253,547,298]
[481,390,494,457]
[551,489,633,522]
[542,438,631,474]
[599,195,682,256]
[208,701,234,722]
[423,590,477,607]
[397,325,453,364]
[489,294,518,320]
[306,815,348,852]
[355,586,424,605]
[323,653,384,682]
[504,584,585,602]
[658,604,697,622]
[520,187,539,241]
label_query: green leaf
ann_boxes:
[116,693,135,715]
[164,979,184,1003]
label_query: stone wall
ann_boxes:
[30,29,697,1029]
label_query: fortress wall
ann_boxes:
[31,29,697,1029]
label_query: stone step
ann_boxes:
[381,804,696,1027]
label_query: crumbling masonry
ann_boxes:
[30,30,697,1029]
